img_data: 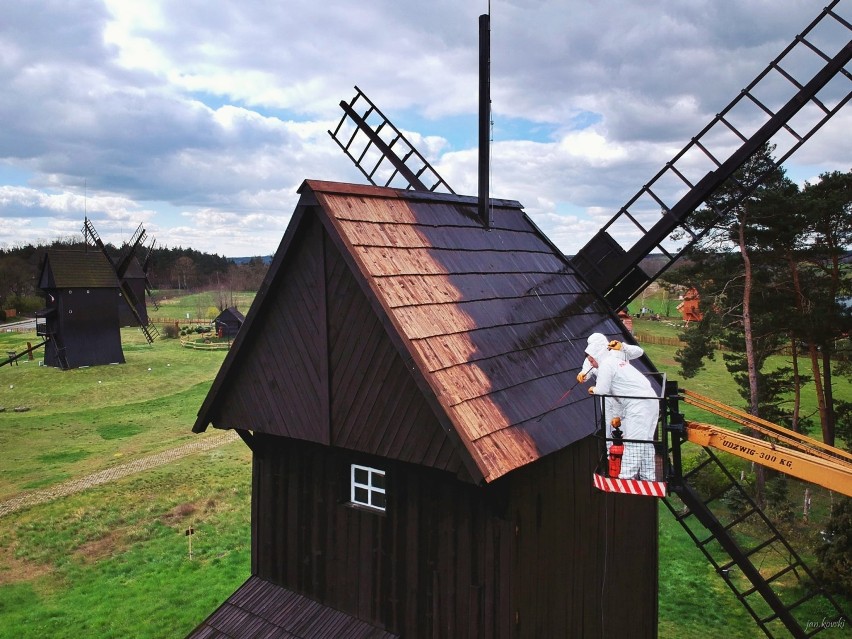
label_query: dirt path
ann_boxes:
[0,430,239,518]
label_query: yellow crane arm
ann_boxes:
[683,389,852,466]
[685,422,852,497]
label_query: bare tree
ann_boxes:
[173,256,198,291]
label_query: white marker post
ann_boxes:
[185,525,194,559]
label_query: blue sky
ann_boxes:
[0,0,849,257]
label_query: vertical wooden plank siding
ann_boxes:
[324,232,467,477]
[253,436,509,637]
[214,216,327,443]
[252,435,656,638]
[507,436,658,638]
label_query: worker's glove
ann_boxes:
[576,372,586,383]
[610,417,621,428]
[588,386,597,395]
[607,340,622,351]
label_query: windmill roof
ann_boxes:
[39,250,119,289]
[186,576,398,639]
[195,180,654,483]
[120,255,146,279]
[217,306,245,322]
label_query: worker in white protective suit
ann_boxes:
[576,333,645,432]
[577,333,624,435]
[582,333,659,481]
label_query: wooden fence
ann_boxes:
[152,318,211,326]
[179,336,232,351]
[633,332,684,348]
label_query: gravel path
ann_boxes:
[0,430,239,518]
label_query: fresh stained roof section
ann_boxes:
[309,180,630,483]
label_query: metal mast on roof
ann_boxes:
[478,11,492,227]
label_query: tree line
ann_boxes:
[664,150,850,597]
[668,147,851,451]
[0,239,269,314]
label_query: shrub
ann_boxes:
[7,294,44,313]
[681,450,730,500]
[161,324,179,339]
[764,475,794,525]
[722,486,750,515]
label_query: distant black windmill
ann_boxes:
[36,219,160,369]
[37,249,126,369]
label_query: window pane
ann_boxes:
[350,464,387,512]
[371,472,386,490]
[354,467,368,485]
[372,491,387,510]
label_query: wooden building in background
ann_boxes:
[677,287,703,324]
[188,181,660,638]
[214,306,245,338]
[37,250,125,369]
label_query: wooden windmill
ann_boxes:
[332,4,852,636]
[188,4,850,638]
[36,219,160,369]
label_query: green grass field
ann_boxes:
[149,291,256,324]
[0,309,848,638]
[0,330,228,501]
[0,329,249,638]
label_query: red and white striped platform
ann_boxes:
[593,473,667,497]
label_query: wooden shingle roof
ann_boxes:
[39,250,119,289]
[216,307,245,323]
[186,576,398,638]
[195,180,653,483]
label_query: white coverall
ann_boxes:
[578,335,645,433]
[585,334,659,481]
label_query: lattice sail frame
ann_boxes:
[328,86,455,194]
[573,0,852,310]
[82,218,160,343]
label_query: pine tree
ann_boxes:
[815,496,852,598]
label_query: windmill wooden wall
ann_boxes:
[252,436,656,638]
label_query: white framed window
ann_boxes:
[350,464,386,512]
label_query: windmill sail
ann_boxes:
[329,86,455,194]
[572,0,852,310]
[82,218,159,343]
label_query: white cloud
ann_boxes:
[0,0,848,258]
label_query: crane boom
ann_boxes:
[685,421,852,497]
[683,389,852,466]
